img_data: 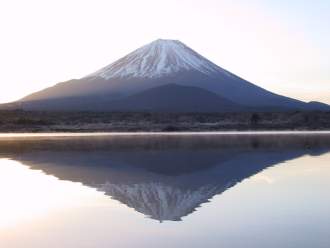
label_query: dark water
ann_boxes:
[0,133,329,248]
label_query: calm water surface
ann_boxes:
[0,133,329,248]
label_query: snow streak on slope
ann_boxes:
[87,39,227,79]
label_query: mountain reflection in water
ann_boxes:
[1,134,329,222]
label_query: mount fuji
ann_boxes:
[15,39,329,112]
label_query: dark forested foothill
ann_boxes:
[0,110,329,132]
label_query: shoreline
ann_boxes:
[0,130,330,138]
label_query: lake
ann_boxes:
[0,132,329,248]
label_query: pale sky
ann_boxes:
[0,0,329,104]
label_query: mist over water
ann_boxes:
[0,133,329,248]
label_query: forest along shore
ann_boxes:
[0,110,330,132]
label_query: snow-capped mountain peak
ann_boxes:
[86,39,222,79]
[20,38,327,112]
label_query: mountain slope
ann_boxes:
[109,84,244,112]
[20,84,245,112]
[17,39,330,111]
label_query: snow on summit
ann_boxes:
[87,39,222,79]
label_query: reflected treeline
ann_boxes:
[0,134,329,222]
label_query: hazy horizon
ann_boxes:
[0,0,329,104]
